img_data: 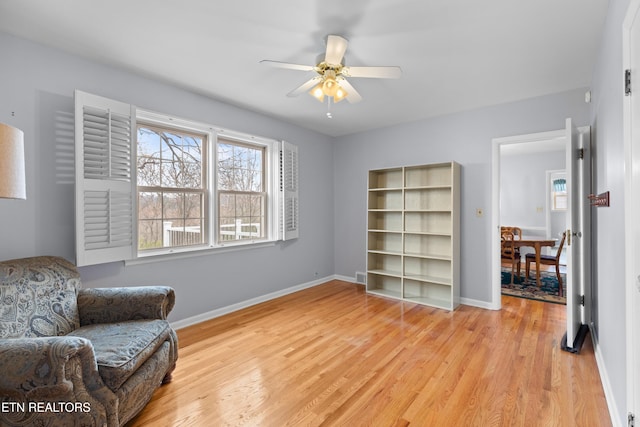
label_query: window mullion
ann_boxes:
[209,130,217,246]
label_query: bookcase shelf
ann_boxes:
[367,273,402,299]
[366,162,460,311]
[404,188,452,211]
[403,279,452,310]
[368,211,403,232]
[368,189,403,210]
[368,231,403,254]
[369,168,403,189]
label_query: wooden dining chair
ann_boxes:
[501,230,521,284]
[500,226,523,240]
[524,231,566,296]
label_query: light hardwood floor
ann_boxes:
[128,280,611,427]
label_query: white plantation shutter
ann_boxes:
[280,140,299,240]
[75,90,136,266]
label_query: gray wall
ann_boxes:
[0,33,336,323]
[0,5,630,421]
[333,90,590,303]
[500,149,566,241]
[590,0,629,423]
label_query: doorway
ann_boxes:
[491,123,591,348]
[499,138,567,303]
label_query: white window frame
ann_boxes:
[212,129,283,247]
[216,135,268,244]
[549,170,567,211]
[75,90,298,266]
[135,110,213,256]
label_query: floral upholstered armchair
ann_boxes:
[0,256,178,427]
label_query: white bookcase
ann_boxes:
[366,162,460,310]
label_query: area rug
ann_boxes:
[501,268,566,305]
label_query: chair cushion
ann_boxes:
[525,253,556,262]
[0,256,80,339]
[68,319,172,392]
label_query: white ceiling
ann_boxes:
[0,0,609,137]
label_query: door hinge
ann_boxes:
[629,412,635,427]
[626,69,632,96]
[577,148,584,159]
[580,295,585,306]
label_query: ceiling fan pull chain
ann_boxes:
[326,97,333,119]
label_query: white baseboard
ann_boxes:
[333,274,360,284]
[590,324,623,427]
[170,274,495,331]
[326,275,495,309]
[459,297,496,310]
[334,275,495,310]
[170,275,334,330]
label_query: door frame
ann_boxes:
[491,129,565,309]
[491,126,590,318]
[623,0,640,419]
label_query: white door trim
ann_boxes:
[623,0,640,421]
[491,129,566,310]
[491,127,589,311]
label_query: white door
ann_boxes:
[624,0,640,417]
[563,118,584,349]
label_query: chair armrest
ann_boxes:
[0,337,116,425]
[77,286,175,325]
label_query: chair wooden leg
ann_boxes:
[510,261,515,284]
[556,266,563,297]
[525,259,530,283]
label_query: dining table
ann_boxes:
[512,236,557,286]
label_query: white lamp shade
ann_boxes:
[0,123,26,199]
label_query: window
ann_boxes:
[74,90,298,266]
[137,124,207,251]
[550,171,567,211]
[217,139,265,242]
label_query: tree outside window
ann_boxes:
[137,125,206,250]
[217,140,265,242]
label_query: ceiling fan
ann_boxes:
[260,35,402,106]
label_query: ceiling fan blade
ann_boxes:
[324,35,348,65]
[260,60,314,72]
[287,76,322,97]
[337,78,362,104]
[342,66,402,79]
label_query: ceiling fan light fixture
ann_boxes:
[333,85,348,103]
[322,79,339,98]
[309,83,325,102]
[310,76,348,103]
